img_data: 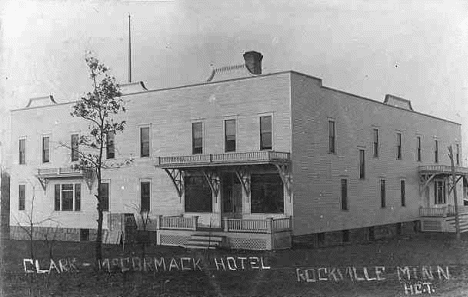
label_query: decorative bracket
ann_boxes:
[274,163,292,201]
[234,166,250,202]
[83,170,95,192]
[448,175,464,194]
[419,173,437,196]
[163,169,185,202]
[202,168,220,202]
[35,175,48,192]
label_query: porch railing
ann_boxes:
[223,217,292,233]
[158,215,198,231]
[420,205,463,217]
[37,167,83,176]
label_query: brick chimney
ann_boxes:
[243,51,263,75]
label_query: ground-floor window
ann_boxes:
[251,173,284,213]
[185,175,212,212]
[54,183,81,211]
[434,180,446,204]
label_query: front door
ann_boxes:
[222,172,242,218]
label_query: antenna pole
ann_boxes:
[128,14,132,83]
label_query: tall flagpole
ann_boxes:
[128,14,132,83]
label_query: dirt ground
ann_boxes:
[2,233,468,296]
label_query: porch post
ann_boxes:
[192,216,198,231]
[266,217,273,234]
[223,217,229,232]
[156,215,162,230]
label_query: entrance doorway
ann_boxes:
[222,172,242,218]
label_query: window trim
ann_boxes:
[139,124,151,158]
[359,149,365,180]
[42,134,51,163]
[100,180,111,212]
[259,114,273,151]
[328,120,336,154]
[396,132,402,160]
[400,179,406,207]
[416,136,422,162]
[71,133,80,162]
[380,179,386,208]
[140,179,151,212]
[18,137,26,165]
[341,178,348,211]
[106,132,115,159]
[54,183,81,212]
[224,118,237,153]
[19,184,26,211]
[373,128,379,158]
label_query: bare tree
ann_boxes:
[70,53,128,264]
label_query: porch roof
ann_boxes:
[155,151,291,169]
[36,167,94,192]
[418,165,468,195]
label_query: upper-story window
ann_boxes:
[373,129,379,158]
[328,120,336,154]
[434,140,439,163]
[54,183,81,211]
[19,138,26,165]
[417,136,422,162]
[192,122,203,154]
[106,132,115,159]
[225,119,236,152]
[140,127,150,157]
[140,181,151,212]
[380,179,386,208]
[456,144,460,166]
[396,133,402,160]
[19,184,26,211]
[42,136,50,163]
[71,134,79,161]
[260,115,272,150]
[359,149,365,179]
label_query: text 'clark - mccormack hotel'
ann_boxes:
[8,51,468,250]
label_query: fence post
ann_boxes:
[223,217,229,232]
[267,218,273,234]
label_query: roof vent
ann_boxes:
[383,94,413,111]
[26,95,57,108]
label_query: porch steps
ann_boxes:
[446,213,468,233]
[185,234,225,250]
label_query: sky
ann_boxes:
[1,0,468,161]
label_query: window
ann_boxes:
[251,173,284,213]
[106,132,115,159]
[396,133,402,160]
[100,183,109,211]
[42,136,50,163]
[380,179,386,208]
[456,144,460,166]
[260,116,272,150]
[434,180,446,204]
[434,140,439,163]
[417,136,422,162]
[19,185,25,211]
[328,120,336,154]
[19,138,26,165]
[401,180,406,207]
[184,175,212,212]
[192,122,203,154]
[71,134,79,161]
[225,119,236,152]
[140,127,150,157]
[140,181,151,212]
[54,183,81,211]
[359,149,365,179]
[373,129,379,158]
[342,230,350,243]
[341,179,348,210]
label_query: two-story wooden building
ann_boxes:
[8,51,468,250]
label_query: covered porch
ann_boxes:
[153,151,293,250]
[418,165,468,233]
